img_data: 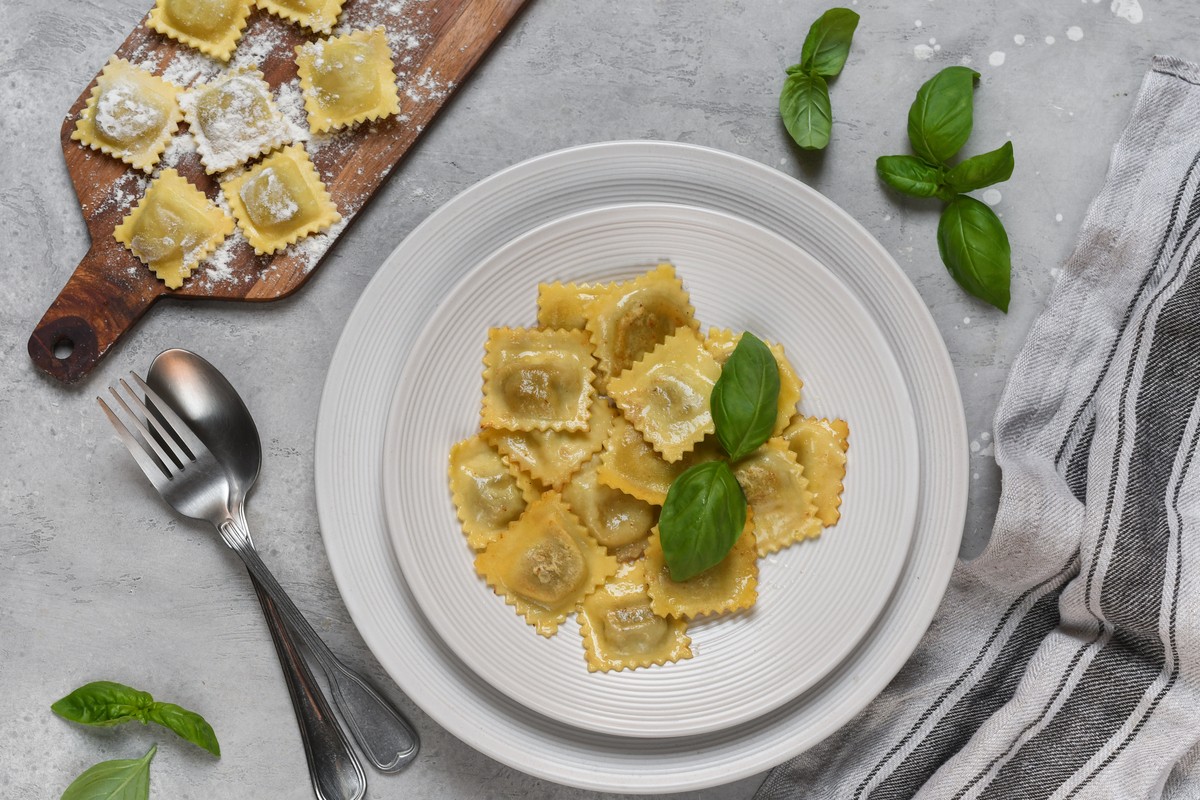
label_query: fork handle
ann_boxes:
[254,576,367,800]
[220,521,421,774]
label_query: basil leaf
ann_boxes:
[908,66,979,165]
[146,702,221,757]
[780,71,832,150]
[800,8,860,77]
[712,332,781,461]
[53,681,220,756]
[52,682,154,727]
[660,461,748,582]
[937,195,1012,312]
[876,155,950,199]
[61,744,155,800]
[945,141,1015,193]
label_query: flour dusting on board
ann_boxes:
[1111,0,1144,23]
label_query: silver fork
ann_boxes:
[98,373,418,791]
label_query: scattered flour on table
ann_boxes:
[1056,213,1064,222]
[1014,34,1026,45]
[989,51,1006,66]
[1111,0,1143,23]
[1067,26,1084,41]
[156,130,197,169]
[1045,35,1056,44]
[982,189,1002,206]
[914,44,935,60]
[160,49,222,88]
[273,80,311,143]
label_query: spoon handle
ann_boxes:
[255,575,368,800]
[220,520,421,774]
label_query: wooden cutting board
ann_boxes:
[28,0,528,384]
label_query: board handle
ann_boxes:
[28,243,161,384]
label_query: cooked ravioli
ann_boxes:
[256,0,345,34]
[734,438,821,555]
[562,454,657,561]
[585,263,697,390]
[782,417,850,526]
[485,398,614,489]
[482,328,596,433]
[72,58,182,173]
[705,328,804,435]
[181,68,292,174]
[537,280,609,331]
[644,519,758,618]
[448,434,538,550]
[475,492,618,636]
[596,416,687,505]
[221,144,341,255]
[112,169,234,289]
[147,0,253,61]
[607,327,721,463]
[578,562,691,672]
[295,27,401,133]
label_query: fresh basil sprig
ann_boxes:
[61,744,155,800]
[712,333,781,461]
[53,681,220,757]
[659,461,748,582]
[877,66,1015,312]
[779,8,859,150]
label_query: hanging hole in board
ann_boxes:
[53,337,74,360]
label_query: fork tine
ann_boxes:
[97,395,172,489]
[109,380,183,472]
[117,376,193,469]
[129,372,208,458]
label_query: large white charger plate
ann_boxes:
[315,141,968,793]
[382,203,919,738]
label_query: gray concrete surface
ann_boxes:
[1,0,1192,796]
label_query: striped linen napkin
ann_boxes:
[757,56,1200,800]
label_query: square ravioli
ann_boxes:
[448,434,538,551]
[485,398,614,489]
[562,454,658,561]
[734,438,821,555]
[475,492,618,637]
[113,169,234,289]
[72,57,182,173]
[147,0,253,61]
[644,519,758,618]
[181,67,293,174]
[295,27,401,133]
[597,417,722,506]
[706,328,804,436]
[256,0,345,34]
[481,328,597,433]
[578,562,691,672]
[221,144,341,255]
[536,279,610,331]
[607,327,721,463]
[782,417,850,526]
[585,263,697,390]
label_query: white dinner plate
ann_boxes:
[382,203,919,738]
[315,141,967,793]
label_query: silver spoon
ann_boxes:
[146,350,420,774]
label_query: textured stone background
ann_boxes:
[1,0,1193,797]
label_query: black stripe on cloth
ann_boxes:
[863,575,1072,800]
[1065,414,1198,798]
[976,243,1200,800]
[1065,415,1096,504]
[844,560,1078,800]
[1054,149,1200,479]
